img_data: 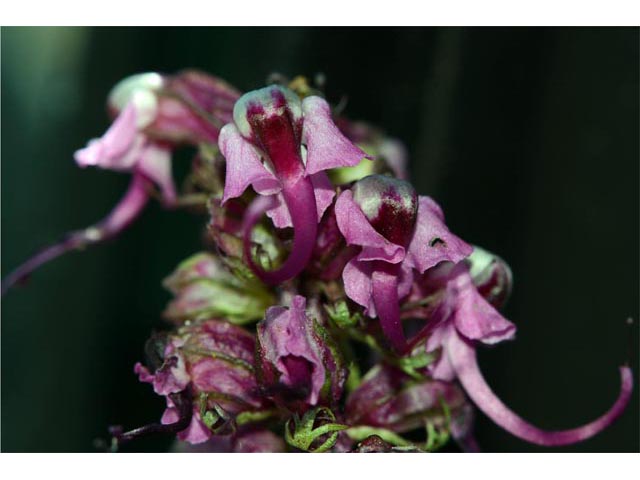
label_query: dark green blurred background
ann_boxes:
[1,27,638,452]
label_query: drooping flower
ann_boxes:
[1,70,240,295]
[119,319,267,446]
[420,261,633,446]
[256,295,347,412]
[219,85,369,285]
[335,174,472,351]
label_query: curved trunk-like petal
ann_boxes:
[242,176,318,285]
[2,173,150,296]
[447,332,633,446]
[372,263,406,352]
[266,171,335,229]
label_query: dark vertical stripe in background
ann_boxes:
[1,27,638,452]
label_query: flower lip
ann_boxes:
[352,175,418,248]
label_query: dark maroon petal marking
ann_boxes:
[237,86,305,180]
[352,175,418,248]
[281,355,314,393]
[246,102,303,179]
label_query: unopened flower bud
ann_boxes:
[163,252,275,325]
[134,319,267,444]
[345,364,473,450]
[351,175,418,248]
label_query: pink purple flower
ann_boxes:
[336,174,472,351]
[2,70,239,295]
[256,295,347,411]
[420,261,633,446]
[219,85,368,285]
[123,319,266,445]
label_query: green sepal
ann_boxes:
[324,299,361,329]
[284,407,348,453]
[345,361,362,394]
[163,252,274,325]
[235,409,277,427]
[392,349,441,379]
[424,398,452,452]
[198,393,236,435]
[311,319,346,405]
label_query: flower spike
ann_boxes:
[219,85,368,285]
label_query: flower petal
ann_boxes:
[219,123,280,203]
[448,266,516,345]
[335,190,405,264]
[135,144,176,206]
[74,102,141,171]
[258,296,327,406]
[404,196,473,273]
[343,258,375,315]
[302,96,369,175]
[266,171,336,228]
[162,400,212,445]
[372,264,406,351]
[447,331,634,446]
[265,193,290,229]
[425,323,457,382]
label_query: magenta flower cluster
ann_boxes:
[3,70,633,452]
